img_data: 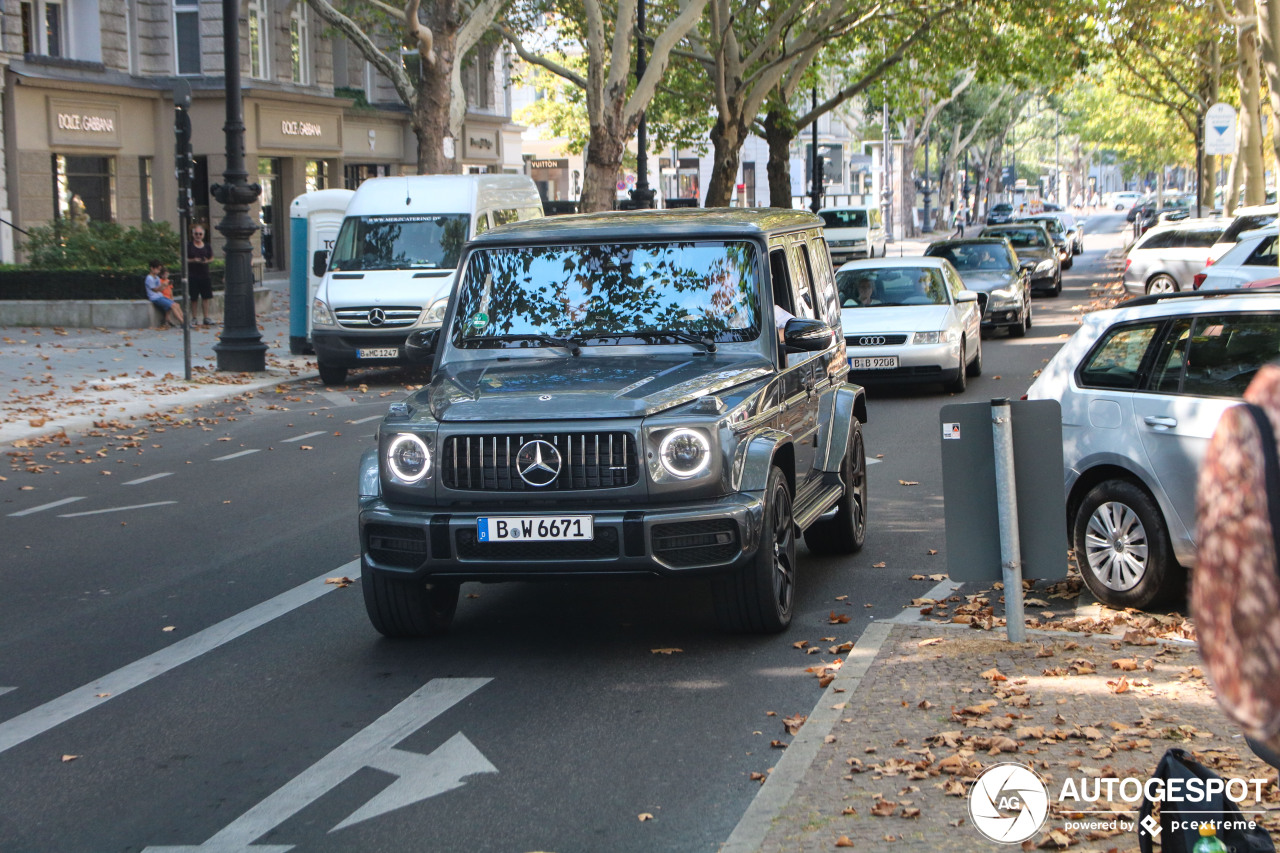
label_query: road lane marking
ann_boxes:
[349,415,383,425]
[318,391,359,408]
[282,431,326,443]
[867,458,881,465]
[142,679,495,852]
[0,560,359,758]
[212,449,260,461]
[891,578,962,623]
[7,497,86,517]
[123,473,173,486]
[59,501,178,518]
[0,688,14,698]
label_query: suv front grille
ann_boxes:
[652,520,739,567]
[336,306,422,329]
[847,334,908,347]
[455,527,620,560]
[442,432,639,491]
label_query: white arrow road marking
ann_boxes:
[142,679,495,852]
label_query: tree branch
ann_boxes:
[498,24,588,89]
[305,0,417,111]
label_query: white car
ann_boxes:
[1196,225,1278,290]
[1025,290,1280,609]
[1207,203,1277,263]
[819,206,887,264]
[835,256,982,393]
[1108,191,1144,211]
[1122,220,1225,295]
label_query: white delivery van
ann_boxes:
[818,206,886,265]
[310,174,544,385]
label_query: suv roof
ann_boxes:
[468,208,821,246]
[1114,286,1280,311]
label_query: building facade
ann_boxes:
[0,0,524,271]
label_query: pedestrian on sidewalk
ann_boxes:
[950,206,965,238]
[187,225,215,326]
[144,260,184,328]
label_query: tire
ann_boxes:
[944,341,967,393]
[1072,480,1181,609]
[1145,274,1178,295]
[804,422,867,555]
[361,563,460,638]
[318,362,348,386]
[1063,254,1073,270]
[1050,270,1062,297]
[966,336,983,377]
[1009,305,1028,337]
[1025,300,1033,329]
[712,466,796,633]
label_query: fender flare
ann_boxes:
[734,428,793,495]
[358,446,381,498]
[815,383,867,473]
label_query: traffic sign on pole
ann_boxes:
[1204,102,1237,156]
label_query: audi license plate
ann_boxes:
[357,347,399,359]
[477,516,594,542]
[849,356,898,370]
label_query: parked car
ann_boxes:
[1016,214,1074,269]
[923,237,1032,337]
[835,256,982,392]
[819,205,887,264]
[1108,191,1144,211]
[357,209,869,637]
[1129,193,1193,224]
[1195,225,1278,290]
[1122,221,1225,295]
[1207,204,1278,263]
[985,203,1014,225]
[978,223,1062,295]
[1047,211,1085,255]
[1026,290,1280,608]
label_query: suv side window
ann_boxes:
[1244,235,1278,266]
[807,232,840,326]
[791,241,817,318]
[769,248,795,316]
[1078,322,1161,390]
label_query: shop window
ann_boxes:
[305,160,328,192]
[343,163,389,190]
[174,0,201,75]
[139,156,153,223]
[53,154,116,224]
[248,0,270,80]
[290,5,310,85]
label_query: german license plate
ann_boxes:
[357,347,399,359]
[849,356,898,370]
[477,516,594,542]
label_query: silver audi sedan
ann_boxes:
[835,256,983,393]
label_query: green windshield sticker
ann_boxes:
[469,311,489,329]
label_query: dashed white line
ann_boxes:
[350,415,384,425]
[123,473,173,486]
[58,501,178,518]
[212,449,260,461]
[0,688,14,698]
[283,430,327,443]
[8,497,86,517]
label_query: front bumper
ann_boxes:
[360,492,766,580]
[982,304,1023,328]
[843,340,961,384]
[1027,268,1057,292]
[312,328,413,368]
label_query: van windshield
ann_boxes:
[329,214,470,271]
[820,210,868,228]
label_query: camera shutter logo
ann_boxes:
[968,763,1050,843]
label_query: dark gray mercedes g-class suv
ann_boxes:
[357,209,868,636]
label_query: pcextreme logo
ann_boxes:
[968,763,1051,843]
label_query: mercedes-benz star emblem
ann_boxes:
[368,308,386,327]
[515,440,562,487]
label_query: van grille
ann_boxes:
[335,306,423,329]
[442,432,638,491]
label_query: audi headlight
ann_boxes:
[312,298,336,326]
[989,287,1018,305]
[658,428,711,478]
[386,433,431,483]
[422,297,448,326]
[1035,258,1055,273]
[912,330,954,345]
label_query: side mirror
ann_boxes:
[312,249,329,278]
[782,317,836,352]
[956,290,980,303]
[404,328,439,364]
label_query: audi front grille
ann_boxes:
[846,334,908,347]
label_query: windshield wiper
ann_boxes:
[632,328,718,353]
[463,334,581,355]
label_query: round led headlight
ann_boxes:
[387,433,431,483]
[659,428,711,478]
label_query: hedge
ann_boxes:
[0,268,226,300]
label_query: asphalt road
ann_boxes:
[0,214,1128,853]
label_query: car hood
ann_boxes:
[424,352,774,422]
[841,305,951,334]
[956,270,1018,293]
[1013,245,1054,264]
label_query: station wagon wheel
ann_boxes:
[804,422,866,555]
[1072,480,1180,609]
[1146,274,1178,295]
[712,466,796,633]
[361,559,460,638]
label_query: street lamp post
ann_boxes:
[809,87,823,213]
[629,0,656,209]
[881,101,893,242]
[922,126,932,232]
[211,0,266,372]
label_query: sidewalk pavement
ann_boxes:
[1,274,317,448]
[723,595,1280,852]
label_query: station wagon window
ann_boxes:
[1078,322,1160,390]
[1244,235,1278,266]
[1136,230,1178,251]
[1151,314,1280,397]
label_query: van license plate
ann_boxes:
[477,516,594,542]
[849,356,898,370]
[357,347,399,359]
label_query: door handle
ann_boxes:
[1143,415,1177,430]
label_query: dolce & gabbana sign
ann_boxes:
[257,105,340,151]
[49,99,120,147]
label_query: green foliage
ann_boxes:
[21,220,182,272]
[514,59,592,154]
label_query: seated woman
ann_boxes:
[145,260,185,328]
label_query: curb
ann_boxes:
[721,619,896,853]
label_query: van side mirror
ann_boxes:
[312,250,329,278]
[404,328,439,364]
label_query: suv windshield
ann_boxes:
[820,210,868,228]
[927,243,1014,272]
[451,240,763,348]
[330,214,470,271]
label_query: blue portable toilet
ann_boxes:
[289,189,354,354]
